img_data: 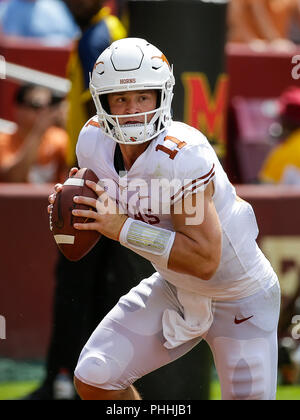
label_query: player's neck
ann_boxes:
[119,141,151,171]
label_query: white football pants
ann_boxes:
[74,273,280,400]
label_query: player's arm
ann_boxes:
[168,181,222,280]
[0,105,63,182]
[227,0,258,43]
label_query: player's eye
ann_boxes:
[139,95,149,102]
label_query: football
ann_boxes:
[50,168,101,261]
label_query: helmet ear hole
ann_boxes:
[156,90,162,109]
[98,94,114,131]
[100,94,110,113]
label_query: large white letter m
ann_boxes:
[0,315,6,339]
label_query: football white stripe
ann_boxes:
[64,178,84,187]
[54,235,75,244]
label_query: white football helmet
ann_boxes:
[90,37,175,144]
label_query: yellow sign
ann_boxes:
[260,236,300,298]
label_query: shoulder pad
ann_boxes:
[76,117,100,160]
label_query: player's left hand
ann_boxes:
[72,180,128,241]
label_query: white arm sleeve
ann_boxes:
[119,218,176,269]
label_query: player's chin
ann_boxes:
[121,120,143,125]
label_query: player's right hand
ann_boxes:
[47,167,79,214]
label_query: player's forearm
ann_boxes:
[0,148,36,182]
[0,163,28,182]
[228,1,258,42]
[119,217,221,280]
[168,230,221,280]
[250,2,281,40]
[0,132,41,182]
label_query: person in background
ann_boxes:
[259,87,300,185]
[63,0,126,167]
[289,0,300,43]
[0,83,68,183]
[227,0,300,51]
[0,0,79,44]
[0,0,8,22]
[24,0,153,400]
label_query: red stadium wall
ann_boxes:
[0,184,300,359]
[0,37,73,122]
[0,184,56,358]
[226,43,300,100]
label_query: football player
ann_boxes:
[49,38,280,400]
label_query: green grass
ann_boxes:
[210,381,300,400]
[0,358,299,400]
[0,380,299,400]
[0,381,40,400]
[0,358,45,400]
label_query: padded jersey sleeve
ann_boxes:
[170,143,215,205]
[75,118,99,168]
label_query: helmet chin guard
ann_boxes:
[111,121,156,144]
[90,37,175,145]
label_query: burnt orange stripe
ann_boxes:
[184,171,215,195]
[171,170,215,201]
[183,165,215,190]
[170,165,215,201]
[165,135,187,149]
[204,172,215,185]
[93,60,104,71]
[155,144,178,160]
[85,119,100,128]
[151,54,171,69]
[197,163,215,180]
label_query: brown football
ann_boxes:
[50,168,101,261]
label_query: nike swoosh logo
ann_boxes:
[234,315,254,325]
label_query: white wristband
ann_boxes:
[119,218,176,269]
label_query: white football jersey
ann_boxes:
[76,118,277,300]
